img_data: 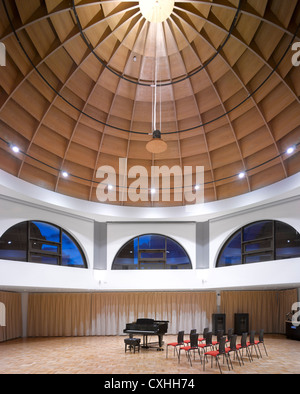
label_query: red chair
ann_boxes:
[203,336,231,374]
[225,334,243,367]
[166,330,184,358]
[198,331,214,354]
[226,328,234,345]
[184,329,196,345]
[198,327,209,343]
[212,330,224,347]
[178,332,202,366]
[247,330,260,359]
[236,332,252,362]
[254,329,268,357]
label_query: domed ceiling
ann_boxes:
[0,0,299,207]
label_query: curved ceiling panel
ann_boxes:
[0,0,299,207]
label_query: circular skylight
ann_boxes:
[139,0,175,23]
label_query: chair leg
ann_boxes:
[235,350,242,366]
[216,356,222,374]
[227,353,233,370]
[246,346,253,362]
[237,349,245,365]
[187,351,192,366]
[261,342,268,356]
[252,344,260,359]
[256,343,263,358]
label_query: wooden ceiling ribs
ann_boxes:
[172,5,288,190]
[0,0,299,206]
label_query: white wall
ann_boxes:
[0,171,299,292]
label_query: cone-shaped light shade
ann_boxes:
[146,129,168,154]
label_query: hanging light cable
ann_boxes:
[146,22,167,154]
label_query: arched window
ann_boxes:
[217,220,300,267]
[112,234,192,270]
[0,221,87,268]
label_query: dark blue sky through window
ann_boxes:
[0,221,87,268]
[112,234,192,270]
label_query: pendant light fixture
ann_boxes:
[146,16,167,154]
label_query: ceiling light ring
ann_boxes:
[1,135,299,192]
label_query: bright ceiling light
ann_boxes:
[238,172,246,179]
[11,145,20,153]
[139,0,175,23]
[150,188,156,194]
[286,146,295,155]
[62,171,69,178]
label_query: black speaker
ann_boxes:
[212,314,226,335]
[234,313,249,335]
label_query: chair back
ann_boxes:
[218,337,226,355]
[217,330,224,341]
[230,334,237,351]
[178,331,184,344]
[227,328,233,341]
[259,329,264,342]
[240,332,248,348]
[190,332,199,348]
[205,331,213,345]
[190,329,197,335]
[249,330,255,345]
[203,327,209,339]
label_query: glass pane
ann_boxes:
[61,232,86,268]
[0,222,28,261]
[217,231,242,267]
[112,235,191,270]
[30,254,59,265]
[139,261,165,269]
[30,241,59,253]
[112,239,137,270]
[275,221,300,259]
[139,235,165,250]
[166,238,192,269]
[140,251,164,259]
[30,221,60,242]
[243,221,272,242]
[243,239,272,253]
[244,252,273,264]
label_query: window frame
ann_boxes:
[112,233,192,270]
[0,221,87,269]
[216,220,300,268]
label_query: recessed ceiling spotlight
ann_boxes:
[150,188,156,194]
[11,145,20,153]
[108,184,113,190]
[238,172,246,179]
[62,171,69,178]
[286,146,295,155]
[194,185,200,191]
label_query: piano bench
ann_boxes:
[124,338,141,353]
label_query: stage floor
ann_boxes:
[0,334,299,374]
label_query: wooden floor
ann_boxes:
[0,334,299,375]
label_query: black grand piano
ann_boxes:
[124,318,169,351]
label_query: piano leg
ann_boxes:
[142,334,149,349]
[157,335,164,351]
